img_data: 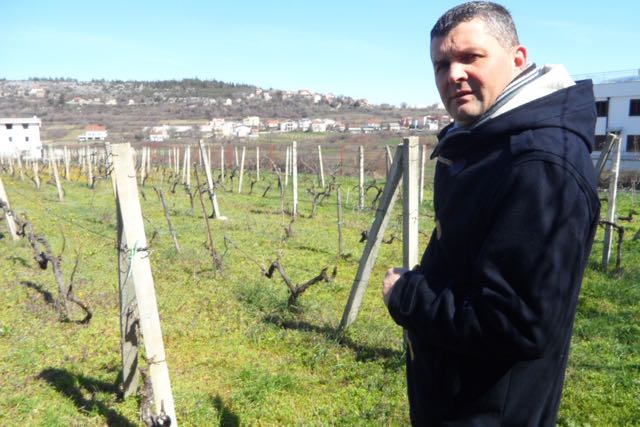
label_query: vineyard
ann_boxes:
[0,140,638,426]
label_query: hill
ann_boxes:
[0,78,444,143]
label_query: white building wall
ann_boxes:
[0,118,42,159]
[86,130,108,140]
[243,116,260,127]
[594,80,640,153]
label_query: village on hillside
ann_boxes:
[1,72,639,171]
[0,78,453,150]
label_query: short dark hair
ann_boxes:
[430,1,519,48]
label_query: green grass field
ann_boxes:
[0,154,638,426]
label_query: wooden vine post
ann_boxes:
[238,146,246,193]
[339,137,420,332]
[174,146,180,175]
[337,186,344,257]
[292,141,298,217]
[358,145,365,211]
[87,148,94,187]
[403,137,420,269]
[63,146,70,180]
[385,145,394,174]
[49,146,64,202]
[0,175,19,240]
[32,160,40,189]
[284,146,290,187]
[181,147,188,185]
[111,143,177,424]
[146,146,152,177]
[45,151,52,180]
[157,188,181,253]
[185,147,191,189]
[419,144,426,203]
[318,145,325,189]
[256,146,260,182]
[193,167,223,271]
[594,132,618,178]
[219,144,225,182]
[140,147,147,185]
[198,139,226,220]
[339,143,404,331]
[16,154,25,181]
[602,134,622,270]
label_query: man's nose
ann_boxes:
[448,62,467,83]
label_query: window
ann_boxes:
[5,124,12,130]
[594,135,607,151]
[8,137,12,142]
[22,124,28,129]
[630,99,640,116]
[25,136,29,142]
[627,135,640,152]
[595,101,608,117]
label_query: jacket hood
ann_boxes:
[432,77,596,159]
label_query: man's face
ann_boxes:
[430,18,527,126]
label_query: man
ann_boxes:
[382,2,600,425]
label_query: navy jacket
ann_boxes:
[387,80,600,426]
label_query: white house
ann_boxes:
[149,128,168,142]
[265,119,280,130]
[311,119,327,133]
[243,116,260,128]
[199,124,213,138]
[209,118,226,133]
[298,118,312,132]
[235,125,252,138]
[280,121,298,132]
[29,86,46,98]
[78,124,108,142]
[591,71,640,156]
[424,116,440,131]
[386,122,401,132]
[0,116,42,159]
[220,122,235,137]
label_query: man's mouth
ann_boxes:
[451,90,474,100]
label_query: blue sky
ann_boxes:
[1,1,639,106]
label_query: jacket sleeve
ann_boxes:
[387,158,598,360]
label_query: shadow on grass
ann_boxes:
[212,394,240,427]
[19,280,55,305]
[38,368,135,427]
[294,244,333,256]
[249,208,282,216]
[262,315,404,369]
[8,255,30,267]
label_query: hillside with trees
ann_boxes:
[0,77,443,143]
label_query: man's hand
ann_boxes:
[383,267,408,306]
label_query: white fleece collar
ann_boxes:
[469,64,576,129]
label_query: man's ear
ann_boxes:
[513,45,528,70]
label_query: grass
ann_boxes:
[0,151,638,426]
[557,189,640,426]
